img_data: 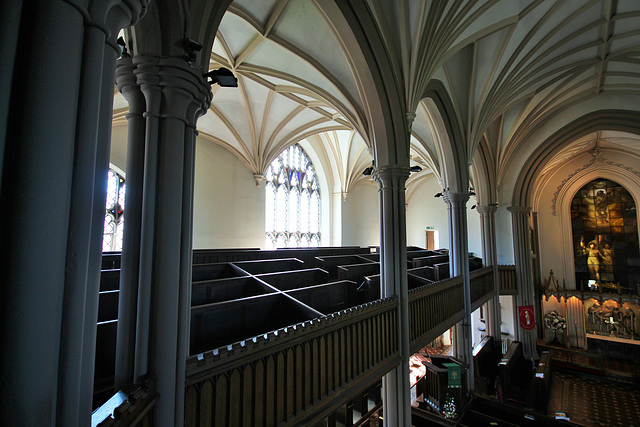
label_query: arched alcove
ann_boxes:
[555,166,640,290]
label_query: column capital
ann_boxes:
[442,190,469,207]
[476,204,498,216]
[507,206,532,217]
[372,165,410,191]
[119,55,212,126]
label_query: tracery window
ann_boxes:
[103,169,125,252]
[265,144,320,249]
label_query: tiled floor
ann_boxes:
[545,348,640,427]
[548,371,640,427]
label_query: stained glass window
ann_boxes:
[571,179,639,294]
[103,169,125,252]
[265,144,321,248]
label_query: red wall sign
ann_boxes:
[518,305,535,330]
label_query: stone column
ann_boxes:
[0,1,147,425]
[372,165,411,427]
[442,191,474,391]
[114,54,147,390]
[477,205,502,342]
[114,55,211,427]
[507,206,539,360]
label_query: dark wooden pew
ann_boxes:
[191,276,276,306]
[190,293,320,354]
[287,280,360,314]
[473,336,500,395]
[337,262,381,284]
[192,262,247,282]
[434,262,450,280]
[232,258,305,275]
[255,268,329,291]
[315,255,374,280]
[534,351,552,413]
[497,341,532,404]
[407,266,436,281]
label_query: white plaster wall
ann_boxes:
[193,137,265,249]
[406,175,483,256]
[406,176,449,249]
[467,204,482,258]
[342,181,379,246]
[499,295,516,342]
[109,125,128,173]
[470,307,485,348]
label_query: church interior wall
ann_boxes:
[535,148,640,290]
[193,136,266,249]
[406,174,483,256]
[341,181,380,247]
[109,125,128,173]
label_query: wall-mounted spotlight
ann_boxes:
[489,202,499,207]
[203,68,238,87]
[434,192,443,198]
[183,38,202,63]
[471,204,477,209]
[362,160,375,176]
[410,165,422,173]
[469,188,476,196]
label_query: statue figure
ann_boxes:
[580,237,602,282]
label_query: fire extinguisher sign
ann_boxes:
[518,305,535,330]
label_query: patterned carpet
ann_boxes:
[548,370,640,426]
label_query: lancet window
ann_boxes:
[265,144,320,249]
[103,169,125,252]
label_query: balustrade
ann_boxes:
[184,297,399,426]
[498,265,517,294]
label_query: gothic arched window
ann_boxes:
[571,178,639,293]
[265,144,320,248]
[103,169,125,252]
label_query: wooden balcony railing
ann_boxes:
[470,266,495,309]
[184,297,399,426]
[409,276,464,352]
[498,265,517,294]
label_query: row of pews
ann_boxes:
[412,338,553,423]
[95,246,481,413]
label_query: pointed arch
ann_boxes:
[421,80,468,193]
[513,110,640,207]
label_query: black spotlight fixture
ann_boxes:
[434,192,443,198]
[183,38,202,63]
[203,68,238,87]
[363,160,375,176]
[489,202,499,207]
[471,204,477,209]
[410,165,422,173]
[469,188,476,196]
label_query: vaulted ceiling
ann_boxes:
[114,0,640,201]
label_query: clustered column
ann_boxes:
[0,1,148,425]
[114,55,212,426]
[442,191,475,391]
[372,165,411,427]
[477,205,502,340]
[508,206,539,360]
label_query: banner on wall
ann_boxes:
[518,305,536,330]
